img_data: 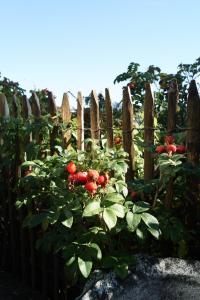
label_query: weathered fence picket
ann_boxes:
[144,83,154,181]
[122,86,135,180]
[77,91,84,150]
[105,88,114,148]
[90,90,100,141]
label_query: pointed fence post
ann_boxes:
[105,88,114,148]
[20,95,32,284]
[144,83,154,180]
[61,93,71,149]
[21,95,32,119]
[164,80,179,209]
[167,80,178,134]
[29,92,41,289]
[90,90,100,141]
[30,92,41,119]
[77,91,84,150]
[48,91,59,155]
[122,86,135,180]
[0,93,10,118]
[186,80,200,227]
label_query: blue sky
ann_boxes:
[1,0,200,107]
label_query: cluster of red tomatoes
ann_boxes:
[66,162,109,194]
[155,136,186,154]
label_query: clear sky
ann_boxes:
[1,0,200,107]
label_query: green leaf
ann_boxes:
[141,212,159,228]
[23,212,48,228]
[66,256,76,267]
[132,201,150,213]
[103,208,117,230]
[88,243,102,260]
[83,201,102,217]
[115,263,128,279]
[103,193,124,204]
[147,227,160,239]
[109,204,125,218]
[78,257,93,278]
[126,212,141,231]
[61,210,73,228]
[136,228,145,240]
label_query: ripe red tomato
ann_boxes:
[66,162,76,174]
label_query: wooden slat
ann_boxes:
[11,95,18,118]
[0,93,10,118]
[186,80,200,165]
[61,93,71,148]
[77,91,84,150]
[185,80,200,228]
[167,80,178,133]
[144,83,154,181]
[105,88,114,148]
[165,81,179,209]
[90,90,100,141]
[21,95,32,119]
[30,92,41,118]
[48,91,57,117]
[122,86,135,180]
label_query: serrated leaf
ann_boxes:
[132,201,150,213]
[103,208,117,230]
[78,257,93,278]
[83,201,102,217]
[62,210,73,228]
[109,204,125,218]
[126,211,141,231]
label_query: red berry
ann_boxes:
[87,170,99,181]
[85,182,98,194]
[155,145,165,154]
[166,144,177,153]
[130,191,137,200]
[66,162,76,174]
[114,136,122,145]
[176,145,186,154]
[98,175,105,185]
[76,172,88,184]
[165,135,175,145]
[68,173,77,182]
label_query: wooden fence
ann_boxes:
[0,80,200,299]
